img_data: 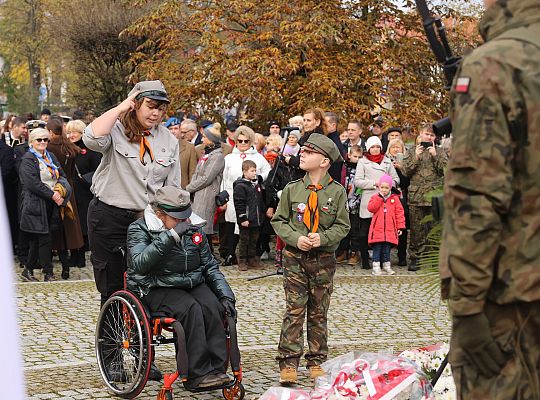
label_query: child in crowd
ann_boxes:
[367,174,405,275]
[271,134,350,385]
[336,145,363,264]
[264,133,284,166]
[233,160,265,271]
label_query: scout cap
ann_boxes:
[129,80,170,103]
[154,186,192,219]
[25,120,47,131]
[303,134,343,163]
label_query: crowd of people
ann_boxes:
[0,85,450,284]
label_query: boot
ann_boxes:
[408,260,419,272]
[61,266,70,280]
[335,251,348,263]
[382,262,395,275]
[248,257,265,270]
[279,367,298,385]
[309,365,325,379]
[348,252,360,266]
[21,267,38,282]
[372,262,383,276]
[238,259,249,271]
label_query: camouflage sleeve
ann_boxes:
[443,49,520,316]
[319,185,350,247]
[270,184,302,248]
[400,147,417,178]
[433,147,447,176]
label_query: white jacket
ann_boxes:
[222,146,271,227]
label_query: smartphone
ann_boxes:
[420,141,433,149]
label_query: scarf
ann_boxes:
[139,131,154,165]
[53,183,75,220]
[204,143,221,155]
[303,178,333,233]
[365,152,385,164]
[29,147,60,179]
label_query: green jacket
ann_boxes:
[440,0,540,316]
[126,218,235,301]
[271,173,350,253]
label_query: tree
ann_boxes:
[125,0,480,130]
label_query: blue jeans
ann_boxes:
[372,242,392,263]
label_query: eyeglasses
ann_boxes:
[35,138,49,143]
[237,139,250,144]
[180,130,193,135]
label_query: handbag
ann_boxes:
[75,164,94,186]
[215,190,229,207]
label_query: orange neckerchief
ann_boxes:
[303,178,333,233]
[43,153,60,179]
[139,131,154,165]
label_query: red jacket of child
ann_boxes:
[367,192,405,245]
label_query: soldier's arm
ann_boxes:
[318,186,350,247]
[400,147,417,177]
[270,185,302,248]
[433,147,448,176]
[444,52,519,316]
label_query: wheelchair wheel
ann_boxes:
[96,290,152,399]
[223,382,245,400]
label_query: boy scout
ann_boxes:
[271,134,350,385]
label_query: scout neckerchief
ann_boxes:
[139,131,154,166]
[29,147,60,179]
[303,177,333,233]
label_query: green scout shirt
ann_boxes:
[271,173,350,253]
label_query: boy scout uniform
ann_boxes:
[440,1,540,399]
[271,134,350,371]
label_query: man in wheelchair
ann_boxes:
[125,185,237,389]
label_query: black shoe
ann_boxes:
[221,255,237,266]
[44,272,56,282]
[408,261,419,272]
[148,362,163,381]
[398,258,408,267]
[215,372,231,385]
[361,261,370,270]
[107,361,127,382]
[61,267,70,280]
[21,268,38,282]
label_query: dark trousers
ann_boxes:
[143,284,227,381]
[238,226,259,260]
[17,229,30,265]
[87,198,139,305]
[224,222,239,258]
[26,232,53,273]
[257,217,272,255]
[337,212,361,253]
[372,242,392,263]
[397,229,408,262]
[358,217,372,266]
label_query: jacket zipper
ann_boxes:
[383,198,387,242]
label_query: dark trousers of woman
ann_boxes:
[88,198,139,305]
[143,284,227,387]
[358,217,373,268]
[26,232,53,274]
[397,229,408,264]
[337,212,361,254]
[224,222,239,259]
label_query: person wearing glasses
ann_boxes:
[166,117,197,189]
[19,128,71,282]
[220,126,271,266]
[83,80,180,308]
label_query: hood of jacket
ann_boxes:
[231,145,258,155]
[479,0,540,41]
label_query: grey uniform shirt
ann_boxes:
[83,121,181,210]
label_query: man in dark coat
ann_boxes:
[0,140,18,251]
[324,112,346,183]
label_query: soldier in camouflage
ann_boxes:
[271,134,350,385]
[439,0,540,399]
[401,123,447,271]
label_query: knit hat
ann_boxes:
[288,129,301,140]
[366,136,383,152]
[379,174,394,188]
[203,122,222,144]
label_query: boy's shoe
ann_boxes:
[336,251,348,263]
[348,252,360,265]
[309,365,325,379]
[382,262,396,275]
[372,262,383,276]
[279,367,298,385]
[21,268,38,282]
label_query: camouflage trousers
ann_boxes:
[408,205,434,262]
[450,300,540,400]
[277,248,336,369]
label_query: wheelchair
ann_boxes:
[95,288,245,400]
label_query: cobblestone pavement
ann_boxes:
[16,256,450,399]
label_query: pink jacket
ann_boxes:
[367,192,405,245]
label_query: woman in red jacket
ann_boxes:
[367,174,405,276]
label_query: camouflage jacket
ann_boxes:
[401,145,446,206]
[440,0,540,316]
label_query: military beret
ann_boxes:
[25,120,47,131]
[129,80,170,103]
[303,134,343,163]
